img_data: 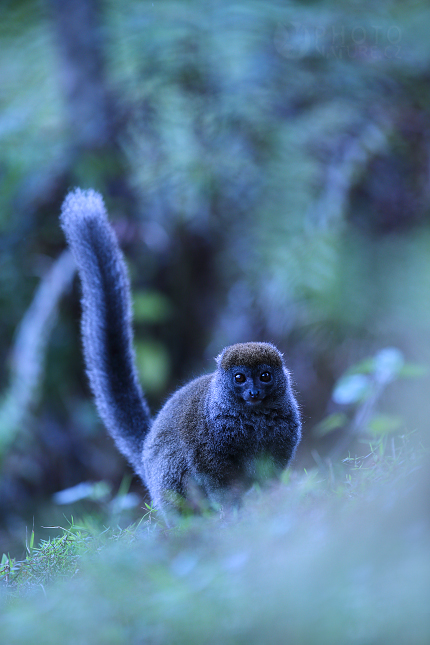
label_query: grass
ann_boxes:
[0,503,158,598]
[1,432,428,644]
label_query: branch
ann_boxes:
[0,251,76,454]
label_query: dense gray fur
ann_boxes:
[60,189,151,473]
[61,189,301,517]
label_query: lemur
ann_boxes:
[60,189,301,518]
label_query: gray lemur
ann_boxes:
[60,189,301,517]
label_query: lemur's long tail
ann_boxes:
[61,189,150,472]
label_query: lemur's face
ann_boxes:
[228,364,278,405]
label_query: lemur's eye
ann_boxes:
[234,373,246,384]
[260,372,271,383]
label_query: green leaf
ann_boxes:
[345,357,375,375]
[314,412,348,436]
[398,363,430,379]
[368,414,403,436]
[345,348,405,383]
[135,340,170,393]
[133,291,172,324]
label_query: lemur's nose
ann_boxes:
[250,389,260,399]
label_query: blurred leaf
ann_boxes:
[133,291,172,324]
[368,414,403,436]
[135,340,170,394]
[345,357,377,375]
[332,374,370,405]
[398,363,430,379]
[53,481,112,505]
[373,347,404,385]
[314,412,348,437]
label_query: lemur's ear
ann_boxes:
[215,349,225,368]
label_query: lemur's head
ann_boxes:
[216,342,289,406]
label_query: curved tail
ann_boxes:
[60,189,150,472]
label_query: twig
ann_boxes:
[0,250,76,453]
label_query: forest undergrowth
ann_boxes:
[1,431,428,645]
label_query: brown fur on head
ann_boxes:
[217,342,284,371]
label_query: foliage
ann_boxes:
[1,0,430,575]
[315,347,428,452]
[0,504,158,598]
[0,437,428,643]
[0,2,429,638]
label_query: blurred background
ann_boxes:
[1,0,430,555]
